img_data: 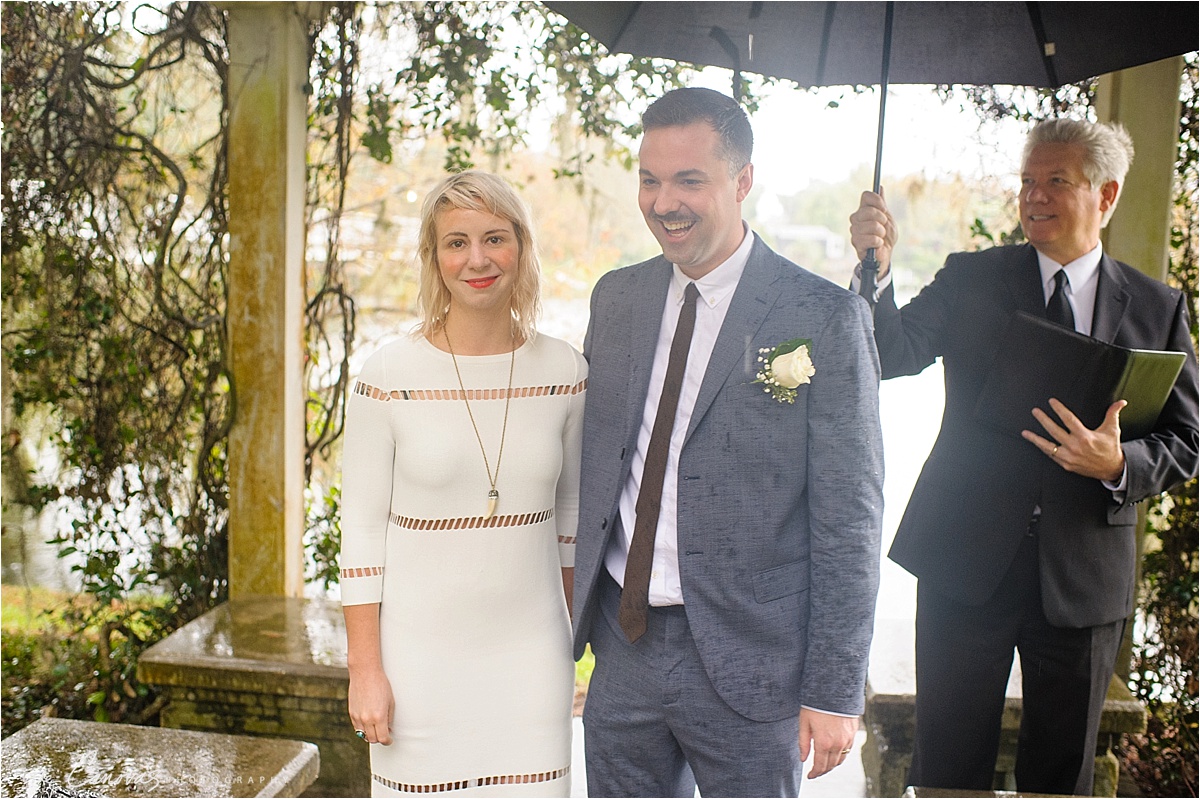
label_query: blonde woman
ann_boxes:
[340,171,585,797]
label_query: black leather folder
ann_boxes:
[975,311,1187,441]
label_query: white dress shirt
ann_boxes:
[605,224,754,605]
[1035,243,1101,337]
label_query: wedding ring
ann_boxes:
[1052,446,1059,456]
[840,748,853,755]
[355,730,366,740]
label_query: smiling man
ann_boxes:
[572,87,884,798]
[848,119,1199,794]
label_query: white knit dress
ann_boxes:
[339,332,586,798]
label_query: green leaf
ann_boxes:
[771,338,813,359]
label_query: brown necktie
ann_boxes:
[619,282,700,643]
[1046,269,1075,330]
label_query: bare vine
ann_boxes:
[304,2,359,482]
[3,2,233,620]
[2,0,233,728]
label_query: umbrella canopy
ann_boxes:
[545,1,1198,299]
[543,2,1198,90]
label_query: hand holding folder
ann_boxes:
[975,311,1187,442]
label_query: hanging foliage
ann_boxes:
[2,1,232,621]
[2,0,232,730]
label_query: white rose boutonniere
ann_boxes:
[753,338,814,404]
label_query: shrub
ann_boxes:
[1,587,174,737]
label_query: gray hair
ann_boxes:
[1022,118,1135,226]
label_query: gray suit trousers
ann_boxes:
[583,572,803,798]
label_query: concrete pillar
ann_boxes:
[1093,56,1185,683]
[224,3,313,597]
[1095,56,1185,282]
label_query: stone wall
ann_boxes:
[138,596,368,798]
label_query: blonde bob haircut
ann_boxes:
[415,170,542,342]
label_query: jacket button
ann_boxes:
[601,519,608,530]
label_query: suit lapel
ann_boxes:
[1090,253,1131,343]
[686,238,782,441]
[625,260,674,440]
[1003,244,1047,317]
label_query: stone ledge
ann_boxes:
[0,717,318,798]
[137,596,367,797]
[137,595,348,699]
[903,788,1080,798]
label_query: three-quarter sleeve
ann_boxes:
[554,348,587,568]
[339,349,396,606]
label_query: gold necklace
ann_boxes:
[444,328,516,520]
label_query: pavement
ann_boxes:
[569,717,868,798]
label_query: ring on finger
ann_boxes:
[355,729,367,740]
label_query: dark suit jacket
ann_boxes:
[573,236,884,721]
[879,244,1199,628]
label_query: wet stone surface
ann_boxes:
[1,717,318,798]
[136,597,365,797]
[137,596,349,698]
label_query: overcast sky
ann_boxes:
[701,75,1033,194]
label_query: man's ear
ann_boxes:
[736,163,754,203]
[1099,179,1119,212]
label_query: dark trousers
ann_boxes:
[908,527,1125,795]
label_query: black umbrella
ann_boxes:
[543,1,1199,298]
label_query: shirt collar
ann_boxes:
[1036,242,1102,293]
[670,223,753,309]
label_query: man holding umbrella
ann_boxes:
[849,117,1199,794]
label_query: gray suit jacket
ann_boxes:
[572,235,884,722]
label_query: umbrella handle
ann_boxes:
[859,1,894,307]
[861,250,879,303]
[709,26,743,103]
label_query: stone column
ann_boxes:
[1095,56,1184,282]
[1093,56,1184,693]
[224,3,315,597]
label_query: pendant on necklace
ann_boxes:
[484,489,499,520]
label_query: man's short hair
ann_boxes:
[642,87,753,177]
[1023,118,1135,225]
